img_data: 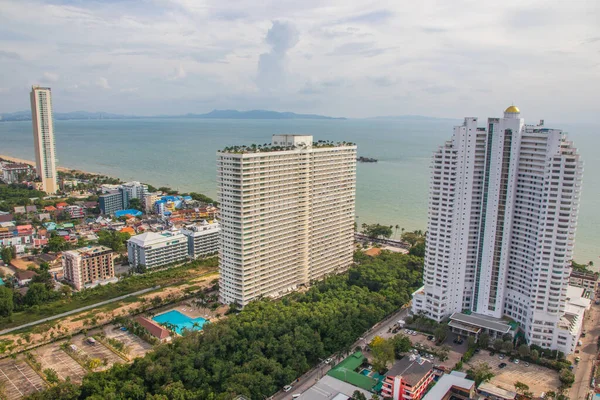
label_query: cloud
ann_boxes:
[120,87,138,93]
[369,76,398,87]
[168,65,187,80]
[256,21,299,91]
[0,50,21,60]
[42,72,60,82]
[337,9,394,25]
[328,42,390,57]
[96,77,110,89]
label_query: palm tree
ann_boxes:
[394,225,399,239]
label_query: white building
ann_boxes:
[121,181,148,203]
[217,135,356,306]
[181,221,220,259]
[62,246,115,290]
[30,86,58,194]
[412,106,584,353]
[127,231,188,269]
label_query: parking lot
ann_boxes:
[71,335,124,370]
[32,341,86,384]
[0,358,47,400]
[467,351,560,396]
[406,330,468,369]
[103,325,153,359]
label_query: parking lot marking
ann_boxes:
[0,366,24,397]
[15,364,43,392]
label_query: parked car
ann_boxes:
[427,335,434,341]
[499,363,507,369]
[412,331,417,336]
[575,357,581,363]
[283,385,293,393]
[325,358,332,364]
[292,395,301,399]
[498,354,505,360]
[575,349,580,354]
[514,359,520,364]
[524,362,530,367]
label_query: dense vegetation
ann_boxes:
[26,251,423,399]
[0,183,46,212]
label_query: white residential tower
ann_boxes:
[412,106,583,353]
[30,85,58,194]
[217,135,356,306]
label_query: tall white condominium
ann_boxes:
[30,85,58,194]
[218,135,356,306]
[412,106,583,352]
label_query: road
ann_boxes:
[275,306,411,400]
[0,286,159,336]
[570,300,600,400]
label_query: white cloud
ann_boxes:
[96,77,110,89]
[0,0,597,121]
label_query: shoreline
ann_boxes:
[0,154,103,177]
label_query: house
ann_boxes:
[25,205,37,213]
[422,371,475,400]
[382,356,435,400]
[0,214,13,223]
[134,316,172,343]
[13,206,26,214]
[298,375,371,400]
[56,202,69,210]
[44,206,57,212]
[14,270,37,286]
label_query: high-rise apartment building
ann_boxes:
[181,220,220,259]
[127,231,188,269]
[217,135,356,306]
[30,86,58,194]
[62,246,115,290]
[412,106,583,353]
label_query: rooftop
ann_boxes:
[298,375,371,400]
[128,231,185,246]
[327,352,377,392]
[422,371,474,400]
[135,316,170,340]
[219,138,356,154]
[449,312,512,333]
[477,382,517,399]
[386,356,432,387]
[64,245,113,257]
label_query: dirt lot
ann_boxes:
[0,358,47,400]
[70,334,124,371]
[32,340,86,384]
[467,351,560,397]
[103,325,153,359]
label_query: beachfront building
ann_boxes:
[121,181,148,203]
[1,163,34,184]
[144,192,162,211]
[30,86,58,194]
[62,245,115,290]
[217,135,356,306]
[127,231,188,269]
[181,220,220,258]
[569,270,598,293]
[411,106,584,353]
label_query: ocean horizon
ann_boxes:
[1,117,598,265]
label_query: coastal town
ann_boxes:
[0,93,599,400]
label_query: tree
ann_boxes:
[24,283,49,306]
[408,241,425,257]
[558,368,575,387]
[434,325,448,345]
[517,344,530,358]
[46,234,69,253]
[544,390,556,399]
[39,261,50,272]
[0,286,14,317]
[493,339,504,351]
[467,362,494,386]
[352,390,367,400]
[128,198,143,211]
[390,334,412,356]
[478,333,490,349]
[514,381,529,395]
[44,368,59,384]
[362,224,393,239]
[98,230,130,252]
[467,336,476,349]
[370,336,395,372]
[502,340,513,353]
[1,246,14,264]
[530,349,539,361]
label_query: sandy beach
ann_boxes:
[0,154,101,176]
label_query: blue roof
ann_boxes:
[161,195,181,202]
[183,196,192,201]
[114,209,143,217]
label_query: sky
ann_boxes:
[0,0,599,121]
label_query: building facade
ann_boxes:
[412,106,583,353]
[382,357,435,400]
[121,181,148,203]
[217,135,356,306]
[181,221,220,258]
[127,231,188,269]
[62,246,115,290]
[569,270,598,293]
[1,163,34,184]
[30,86,58,194]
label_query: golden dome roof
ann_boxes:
[505,105,520,113]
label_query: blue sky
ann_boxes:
[0,0,598,121]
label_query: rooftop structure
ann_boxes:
[476,382,517,399]
[134,316,171,343]
[412,106,584,353]
[30,86,58,193]
[297,375,371,400]
[218,134,356,305]
[326,352,378,392]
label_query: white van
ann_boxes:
[292,395,301,399]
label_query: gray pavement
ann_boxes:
[570,301,600,400]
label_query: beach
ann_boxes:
[0,154,101,176]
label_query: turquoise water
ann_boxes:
[0,118,598,264]
[152,310,206,335]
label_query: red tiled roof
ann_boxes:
[44,206,57,211]
[56,202,69,208]
[364,247,382,257]
[135,316,170,339]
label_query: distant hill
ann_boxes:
[0,109,345,121]
[366,115,457,121]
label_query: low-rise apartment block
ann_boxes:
[127,231,188,269]
[382,357,434,400]
[569,270,598,293]
[62,245,115,290]
[181,221,219,258]
[1,163,34,184]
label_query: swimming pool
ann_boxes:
[152,310,207,335]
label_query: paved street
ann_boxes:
[570,301,600,400]
[275,307,410,400]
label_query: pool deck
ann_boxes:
[171,304,214,321]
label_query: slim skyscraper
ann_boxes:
[30,85,58,194]
[412,106,584,353]
[217,135,356,306]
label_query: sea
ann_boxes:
[0,117,598,264]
